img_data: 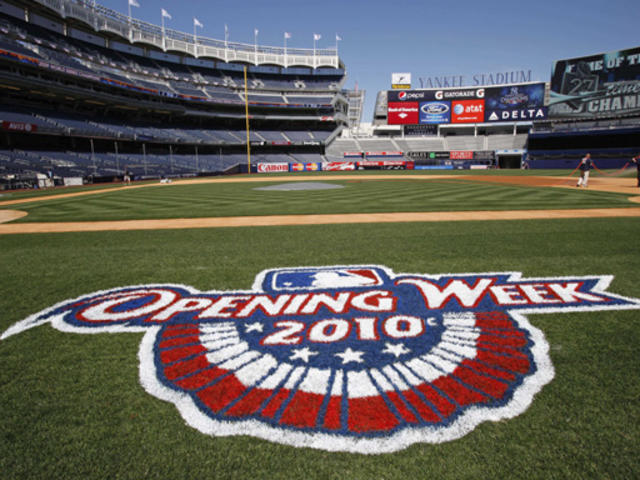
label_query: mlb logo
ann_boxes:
[5,264,640,454]
[271,267,382,290]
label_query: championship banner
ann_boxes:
[257,163,289,173]
[549,46,640,118]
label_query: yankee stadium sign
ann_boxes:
[3,265,640,454]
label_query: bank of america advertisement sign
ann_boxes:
[387,83,546,125]
[549,46,640,118]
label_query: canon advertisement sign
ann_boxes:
[257,163,289,173]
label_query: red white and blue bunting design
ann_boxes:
[3,266,640,453]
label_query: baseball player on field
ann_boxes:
[577,153,593,188]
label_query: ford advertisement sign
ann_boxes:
[419,101,451,124]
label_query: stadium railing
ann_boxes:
[32,0,340,69]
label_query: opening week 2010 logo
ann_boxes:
[3,265,640,454]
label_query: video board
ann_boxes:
[549,46,640,118]
[387,83,547,125]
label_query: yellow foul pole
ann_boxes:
[244,66,251,173]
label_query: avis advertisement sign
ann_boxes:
[2,121,37,133]
[387,102,419,124]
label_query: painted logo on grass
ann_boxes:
[3,265,640,454]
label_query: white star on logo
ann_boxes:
[382,342,411,358]
[289,347,318,363]
[335,347,365,364]
[244,321,263,333]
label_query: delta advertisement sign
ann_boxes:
[387,83,547,125]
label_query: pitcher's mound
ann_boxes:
[255,182,344,191]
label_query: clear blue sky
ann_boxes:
[97,0,639,121]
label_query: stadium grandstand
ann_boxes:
[1,1,639,187]
[0,0,348,187]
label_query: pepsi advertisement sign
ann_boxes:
[419,101,451,124]
[388,88,485,103]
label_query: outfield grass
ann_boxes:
[1,215,639,479]
[4,176,634,223]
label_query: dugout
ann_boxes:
[495,150,525,169]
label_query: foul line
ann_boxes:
[1,208,640,234]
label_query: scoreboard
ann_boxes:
[387,83,547,125]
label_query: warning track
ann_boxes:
[0,174,638,234]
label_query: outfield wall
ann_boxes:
[527,146,637,169]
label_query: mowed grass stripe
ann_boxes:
[5,179,634,223]
[1,218,639,479]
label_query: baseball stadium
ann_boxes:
[1,1,639,478]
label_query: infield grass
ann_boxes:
[4,175,635,223]
[1,215,639,479]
